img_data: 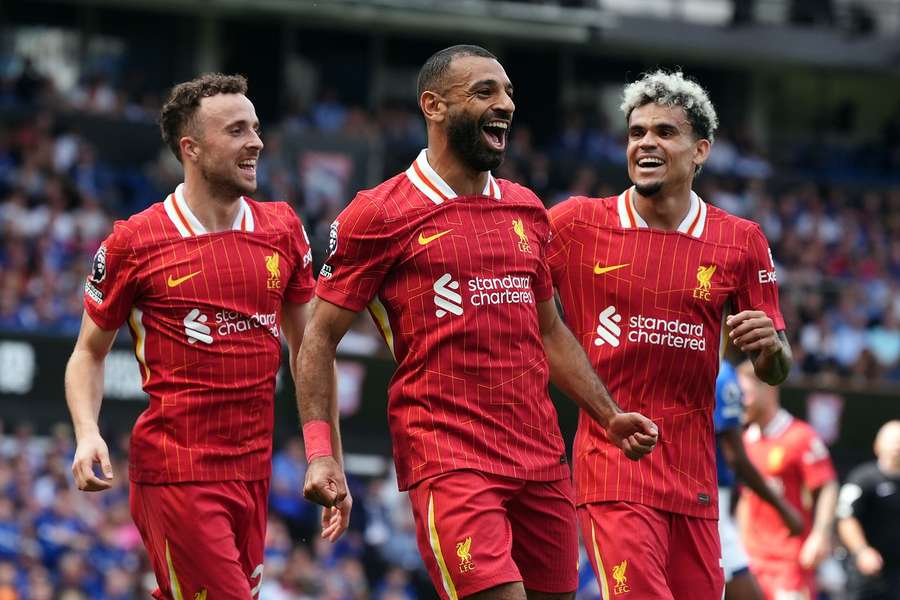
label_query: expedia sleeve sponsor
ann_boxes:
[737,225,785,331]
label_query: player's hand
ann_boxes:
[607,412,658,461]
[71,432,114,492]
[798,529,830,569]
[854,546,883,576]
[303,456,349,508]
[321,492,353,543]
[778,502,804,537]
[726,311,780,357]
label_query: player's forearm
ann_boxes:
[734,446,786,511]
[838,517,870,554]
[544,321,621,428]
[64,349,106,439]
[297,325,343,463]
[811,480,838,536]
[752,331,792,385]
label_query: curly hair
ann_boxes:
[159,73,248,162]
[620,70,719,142]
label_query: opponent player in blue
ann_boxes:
[715,359,803,600]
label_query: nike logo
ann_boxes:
[418,229,453,246]
[594,263,630,275]
[167,271,201,288]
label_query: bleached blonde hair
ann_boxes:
[620,70,719,142]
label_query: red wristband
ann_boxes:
[302,420,333,462]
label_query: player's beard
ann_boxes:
[446,109,505,173]
[199,157,256,199]
[635,180,664,197]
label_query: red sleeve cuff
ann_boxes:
[316,281,369,313]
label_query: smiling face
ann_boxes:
[440,55,515,172]
[187,93,263,197]
[626,102,709,198]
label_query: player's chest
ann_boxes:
[139,234,291,308]
[572,227,743,314]
[396,203,545,278]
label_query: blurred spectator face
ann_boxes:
[189,93,263,197]
[737,360,778,425]
[626,103,709,198]
[875,420,900,471]
[439,55,514,173]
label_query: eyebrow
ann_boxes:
[469,79,514,94]
[223,119,260,129]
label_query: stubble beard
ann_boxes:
[634,180,664,197]
[200,159,256,200]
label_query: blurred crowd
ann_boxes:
[1,60,899,384]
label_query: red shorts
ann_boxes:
[130,479,269,600]
[580,502,724,600]
[749,559,815,600]
[408,470,578,599]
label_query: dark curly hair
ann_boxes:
[159,73,248,162]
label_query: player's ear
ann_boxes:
[692,138,711,169]
[180,136,200,163]
[420,90,447,124]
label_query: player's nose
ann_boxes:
[248,130,264,152]
[496,90,515,114]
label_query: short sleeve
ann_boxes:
[316,194,400,312]
[799,429,837,492]
[284,210,315,304]
[83,224,140,331]
[735,224,785,330]
[532,205,554,303]
[714,365,743,433]
[546,198,580,288]
[836,466,870,520]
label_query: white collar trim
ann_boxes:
[405,149,500,204]
[616,186,707,237]
[163,183,254,237]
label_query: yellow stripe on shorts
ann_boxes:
[165,539,184,600]
[427,492,458,600]
[591,520,611,600]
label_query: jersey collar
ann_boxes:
[163,183,255,237]
[748,408,794,441]
[405,149,501,204]
[616,186,707,238]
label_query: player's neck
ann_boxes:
[633,187,693,231]
[182,177,243,233]
[756,405,781,432]
[878,457,900,476]
[425,146,489,197]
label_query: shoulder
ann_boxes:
[247,198,304,231]
[846,462,880,487]
[706,204,768,240]
[548,195,617,228]
[497,179,545,208]
[103,202,171,253]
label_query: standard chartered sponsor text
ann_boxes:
[215,309,279,337]
[627,315,706,351]
[467,275,533,306]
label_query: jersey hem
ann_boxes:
[575,494,719,520]
[399,464,570,492]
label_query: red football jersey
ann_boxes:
[547,188,785,518]
[317,149,569,491]
[739,410,836,563]
[84,184,315,483]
